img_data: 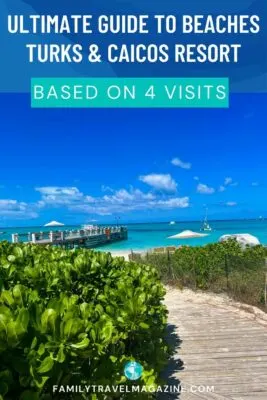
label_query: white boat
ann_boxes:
[82,224,98,230]
[200,208,212,232]
[169,221,176,225]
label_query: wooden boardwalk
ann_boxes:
[163,288,267,400]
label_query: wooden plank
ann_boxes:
[231,395,267,400]
[163,288,267,399]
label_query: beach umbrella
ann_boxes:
[44,220,65,227]
[168,230,209,239]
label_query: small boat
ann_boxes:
[169,221,176,225]
[200,208,212,232]
[82,224,98,230]
[0,231,6,235]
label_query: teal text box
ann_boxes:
[31,78,229,108]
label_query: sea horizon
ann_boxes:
[0,216,265,230]
[2,219,267,252]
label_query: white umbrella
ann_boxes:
[168,230,209,239]
[44,220,65,227]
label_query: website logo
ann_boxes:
[124,361,143,380]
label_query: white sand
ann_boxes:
[109,250,131,260]
[99,248,148,261]
[98,249,132,260]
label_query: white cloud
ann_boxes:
[36,186,81,196]
[0,199,38,219]
[0,179,190,220]
[224,177,238,187]
[230,182,238,187]
[101,185,114,193]
[251,182,259,187]
[139,174,177,193]
[194,176,199,181]
[171,158,191,170]
[226,201,237,207]
[224,177,233,186]
[35,186,86,205]
[35,185,187,216]
[103,189,155,205]
[85,195,95,203]
[219,185,226,192]
[71,194,189,215]
[149,197,189,209]
[197,183,215,195]
[70,204,112,216]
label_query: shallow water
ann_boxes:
[2,220,266,251]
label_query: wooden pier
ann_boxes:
[11,226,128,249]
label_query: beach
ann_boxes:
[106,250,131,260]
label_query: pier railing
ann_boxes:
[11,226,127,246]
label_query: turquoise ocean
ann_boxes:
[1,220,267,251]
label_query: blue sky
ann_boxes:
[0,93,266,227]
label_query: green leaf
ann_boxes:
[0,313,8,333]
[145,375,156,388]
[31,337,38,350]
[37,356,54,374]
[19,376,31,387]
[101,322,113,342]
[37,343,45,356]
[1,291,14,306]
[0,369,12,383]
[90,329,96,342]
[70,337,89,349]
[63,318,83,338]
[16,309,29,333]
[0,382,8,396]
[139,322,149,329]
[95,304,104,315]
[20,390,39,400]
[34,375,50,389]
[41,309,57,333]
[13,285,24,304]
[57,345,65,363]
[1,263,10,269]
[7,321,20,346]
[14,246,24,258]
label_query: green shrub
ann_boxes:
[0,242,168,399]
[135,240,267,308]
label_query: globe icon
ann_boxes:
[124,361,143,380]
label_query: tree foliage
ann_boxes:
[0,242,168,399]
